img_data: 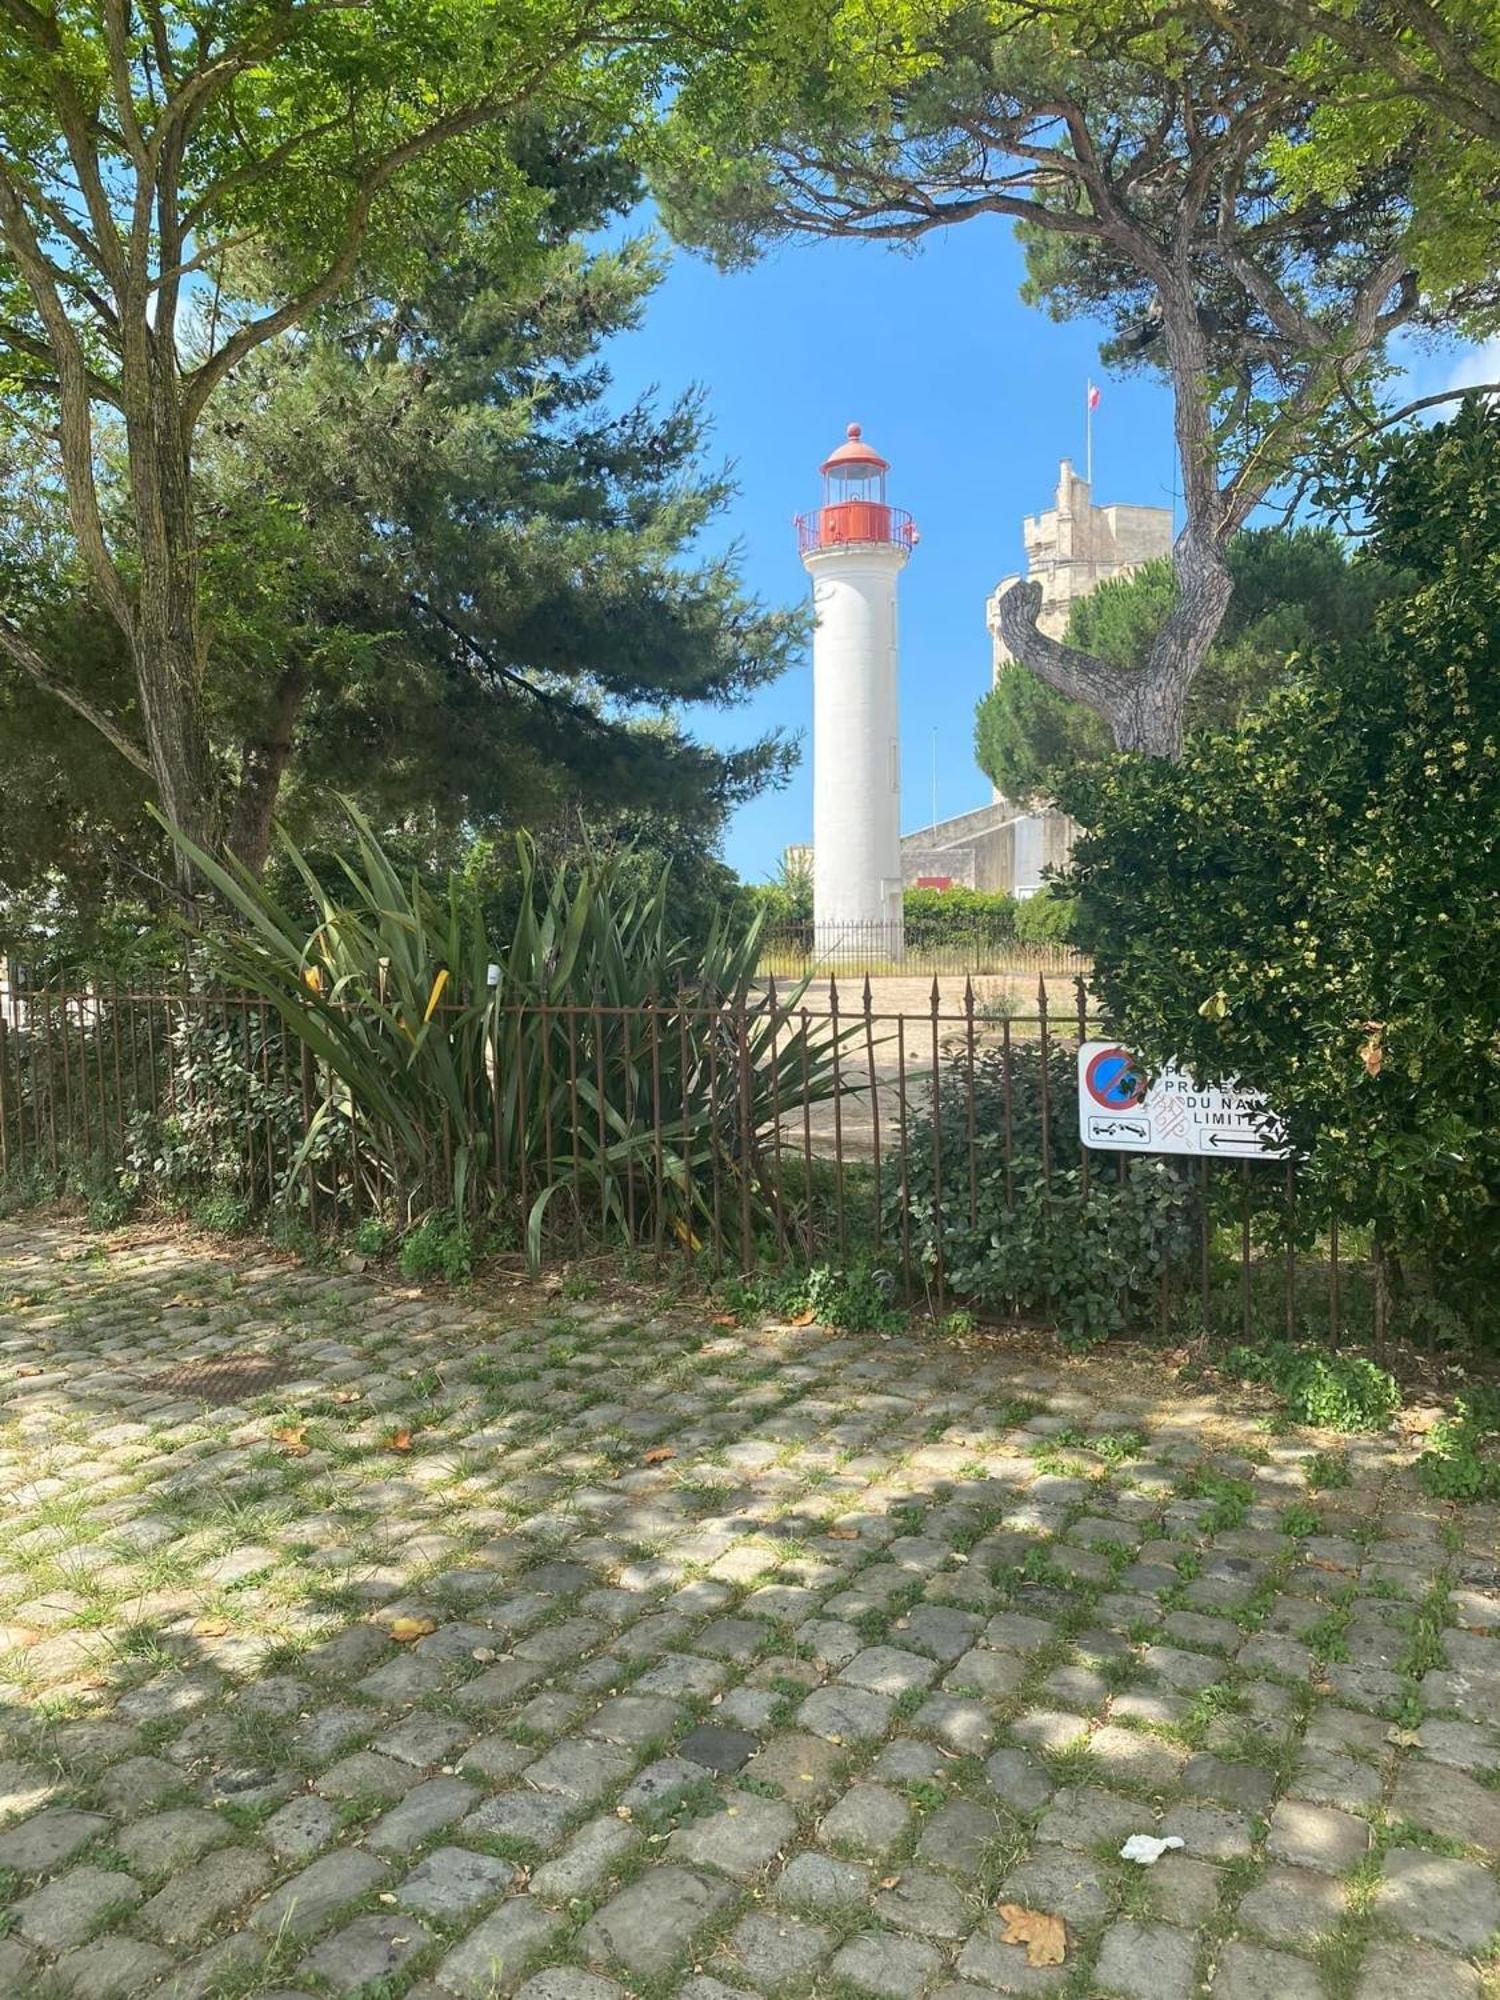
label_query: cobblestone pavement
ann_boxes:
[0,1222,1497,2000]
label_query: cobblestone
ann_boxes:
[1,1221,1497,2000]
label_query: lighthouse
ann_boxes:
[797,424,917,963]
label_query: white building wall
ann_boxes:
[806,546,907,953]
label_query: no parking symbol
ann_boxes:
[1083,1045,1144,1111]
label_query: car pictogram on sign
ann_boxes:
[1083,1045,1145,1111]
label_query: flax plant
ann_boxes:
[165,805,850,1259]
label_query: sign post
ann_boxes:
[1077,1042,1288,1158]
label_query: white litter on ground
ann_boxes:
[1119,1833,1186,1865]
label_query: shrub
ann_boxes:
[352,1216,395,1258]
[1065,406,1500,1346]
[1417,1391,1500,1502]
[189,1190,255,1236]
[1223,1342,1401,1432]
[166,803,851,1262]
[716,1262,905,1333]
[398,1213,476,1283]
[1012,888,1078,947]
[782,1263,905,1333]
[903,887,1019,951]
[891,1043,1196,1347]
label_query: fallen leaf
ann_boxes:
[192,1617,231,1638]
[472,1646,497,1664]
[787,1309,816,1327]
[273,1425,310,1457]
[388,1615,437,1643]
[710,1314,738,1328]
[995,1904,1066,1968]
[385,1428,413,1453]
[643,1446,675,1465]
[826,1526,860,1541]
[879,1875,901,1890]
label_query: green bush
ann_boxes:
[188,1189,255,1235]
[783,1263,905,1333]
[1417,1391,1500,1501]
[1012,888,1078,946]
[398,1213,476,1283]
[891,1043,1196,1347]
[1223,1341,1401,1432]
[903,887,1019,950]
[717,1261,905,1333]
[166,803,850,1262]
[1065,405,1500,1345]
[352,1216,395,1258]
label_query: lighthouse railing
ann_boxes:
[796,504,915,557]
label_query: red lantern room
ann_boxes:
[796,424,917,558]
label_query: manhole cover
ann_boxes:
[143,1354,298,1406]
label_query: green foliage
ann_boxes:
[785,1263,905,1334]
[976,666,1111,807]
[1013,889,1078,947]
[188,1191,255,1238]
[905,887,1018,948]
[1066,404,1500,1342]
[716,1262,904,1333]
[1416,1391,1500,1503]
[0,0,679,871]
[975,528,1394,802]
[1177,1467,1252,1532]
[1304,1451,1351,1492]
[352,1218,396,1260]
[1224,1342,1401,1433]
[890,1042,1196,1347]
[398,1214,477,1284]
[166,801,851,1260]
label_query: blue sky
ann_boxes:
[602,217,1487,885]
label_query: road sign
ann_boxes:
[1083,1045,1146,1111]
[1077,1041,1288,1158]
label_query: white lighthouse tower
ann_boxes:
[797,423,917,964]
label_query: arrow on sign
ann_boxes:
[1203,1129,1273,1152]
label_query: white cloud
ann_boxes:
[1441,334,1500,397]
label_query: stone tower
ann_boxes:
[982,459,1173,894]
[986,458,1173,675]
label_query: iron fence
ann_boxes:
[0,967,1444,1357]
[755,922,1090,980]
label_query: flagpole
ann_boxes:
[1085,377,1093,486]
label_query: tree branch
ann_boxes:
[0,616,152,775]
[0,163,132,631]
[183,43,592,425]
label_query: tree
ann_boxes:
[657,2,1495,757]
[1063,400,1500,1332]
[974,526,1393,801]
[1231,0,1500,308]
[1,139,797,921]
[196,200,799,874]
[0,0,667,877]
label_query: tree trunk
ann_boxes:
[994,284,1236,760]
[122,333,220,900]
[229,661,308,875]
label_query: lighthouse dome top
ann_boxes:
[821,423,890,476]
